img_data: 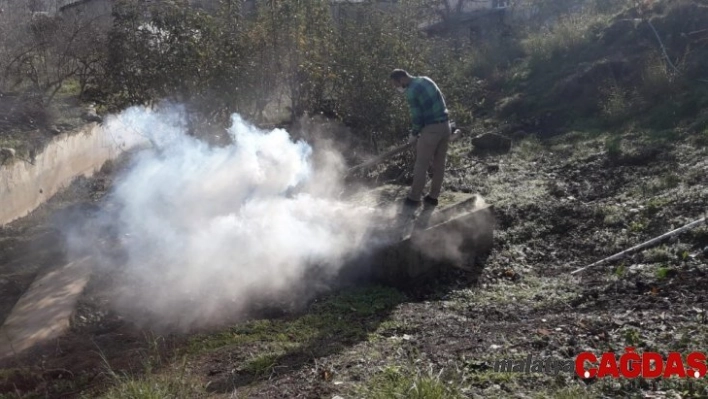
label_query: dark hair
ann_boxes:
[390,69,410,81]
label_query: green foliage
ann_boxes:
[614,263,626,277]
[655,265,672,280]
[623,327,642,346]
[102,0,441,146]
[645,196,671,214]
[326,2,429,144]
[521,12,609,66]
[629,221,646,233]
[96,335,205,399]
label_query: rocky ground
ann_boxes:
[0,122,706,398]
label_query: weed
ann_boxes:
[514,136,545,161]
[661,173,681,190]
[623,328,642,346]
[600,82,640,125]
[99,374,205,399]
[629,220,646,233]
[188,286,405,354]
[55,78,82,98]
[604,135,623,159]
[645,246,671,263]
[614,263,626,278]
[361,366,466,399]
[466,369,519,385]
[645,196,671,214]
[536,384,597,399]
[658,378,708,398]
[522,13,608,64]
[602,205,625,227]
[639,53,678,101]
[655,265,672,280]
[242,352,280,377]
[97,341,204,399]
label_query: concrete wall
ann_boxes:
[0,123,147,227]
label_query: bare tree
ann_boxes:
[0,4,107,102]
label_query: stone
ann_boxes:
[0,147,16,159]
[48,125,61,135]
[0,147,16,164]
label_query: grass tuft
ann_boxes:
[361,366,466,399]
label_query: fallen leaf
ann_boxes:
[321,370,332,381]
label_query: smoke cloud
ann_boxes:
[74,104,380,332]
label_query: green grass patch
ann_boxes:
[601,205,625,227]
[189,286,406,354]
[534,384,600,399]
[613,263,627,278]
[447,275,578,312]
[513,136,545,161]
[655,265,674,280]
[360,366,466,399]
[241,352,281,377]
[466,369,520,386]
[645,196,672,215]
[99,373,205,399]
[96,287,406,398]
[629,219,647,233]
[55,78,82,99]
[644,246,671,263]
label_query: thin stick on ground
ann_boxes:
[646,19,681,75]
[571,215,707,275]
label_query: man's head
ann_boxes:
[390,69,412,93]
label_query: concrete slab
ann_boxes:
[345,185,495,285]
[0,257,91,360]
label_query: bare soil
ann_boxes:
[0,124,706,398]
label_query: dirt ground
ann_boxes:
[0,125,707,398]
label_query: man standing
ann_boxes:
[390,69,451,208]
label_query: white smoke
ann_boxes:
[87,104,379,331]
